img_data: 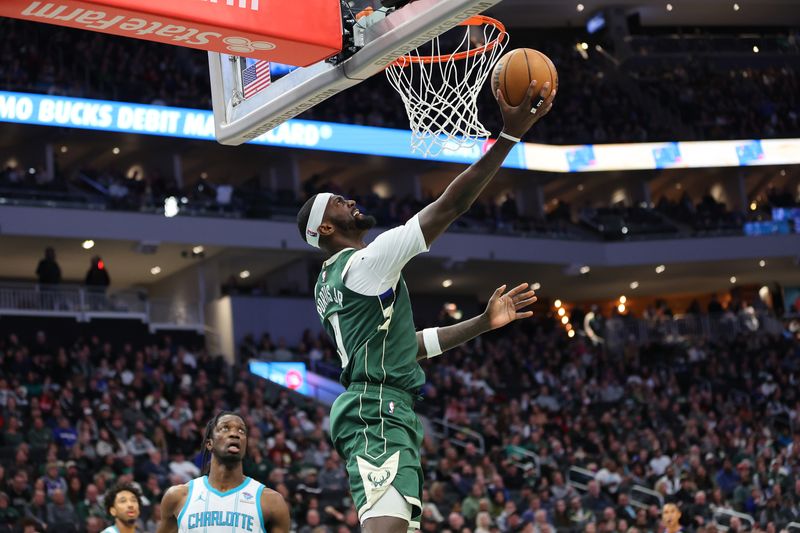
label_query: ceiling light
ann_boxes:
[240,270,251,279]
[579,265,591,275]
[576,3,584,11]
[666,3,673,10]
[554,299,562,308]
[558,308,566,317]
[561,316,569,324]
[60,146,68,153]
[759,260,766,267]
[568,329,576,338]
[442,279,453,288]
[655,265,666,274]
[531,282,541,291]
[730,276,737,284]
[733,3,740,10]
[630,281,639,290]
[112,147,120,155]
[780,169,786,176]
[618,303,626,313]
[82,239,95,250]
[580,42,589,51]
[750,201,757,211]
[619,295,627,304]
[675,183,682,190]
[621,226,629,235]
[753,45,759,53]
[577,184,584,191]
[150,266,162,275]
[192,246,204,255]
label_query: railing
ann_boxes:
[599,311,784,351]
[630,485,663,510]
[0,282,199,330]
[429,418,485,455]
[567,466,595,492]
[713,508,755,532]
[504,445,541,478]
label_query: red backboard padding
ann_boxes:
[1,0,343,66]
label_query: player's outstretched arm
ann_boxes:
[416,283,536,360]
[416,82,555,247]
[261,488,291,533]
[156,484,188,533]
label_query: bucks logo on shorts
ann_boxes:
[367,468,392,489]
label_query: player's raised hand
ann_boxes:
[496,80,556,138]
[483,282,537,330]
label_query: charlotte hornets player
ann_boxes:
[296,80,555,533]
[102,483,142,533]
[157,412,290,533]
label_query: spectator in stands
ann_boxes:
[36,247,61,286]
[24,489,48,530]
[46,488,78,532]
[84,256,110,290]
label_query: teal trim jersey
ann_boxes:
[315,248,425,393]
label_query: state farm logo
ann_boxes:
[19,3,278,55]
[223,36,275,54]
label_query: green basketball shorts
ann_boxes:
[329,382,424,530]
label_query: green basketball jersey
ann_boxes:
[314,248,426,393]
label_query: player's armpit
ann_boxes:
[156,484,188,533]
[261,488,291,533]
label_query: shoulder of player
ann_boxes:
[259,487,289,515]
[161,482,190,514]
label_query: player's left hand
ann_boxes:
[484,283,537,330]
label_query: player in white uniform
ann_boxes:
[157,412,290,533]
[101,483,142,533]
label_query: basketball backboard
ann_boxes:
[209,0,504,146]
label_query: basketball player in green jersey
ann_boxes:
[296,80,555,533]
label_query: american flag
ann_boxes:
[241,58,271,99]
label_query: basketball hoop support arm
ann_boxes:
[209,0,503,145]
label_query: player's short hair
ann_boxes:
[104,482,142,516]
[297,194,319,241]
[200,411,248,474]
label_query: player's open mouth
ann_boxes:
[227,443,241,453]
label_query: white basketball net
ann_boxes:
[386,18,508,158]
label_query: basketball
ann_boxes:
[491,48,558,107]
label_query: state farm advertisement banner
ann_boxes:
[0,0,342,66]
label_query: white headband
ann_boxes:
[305,193,332,249]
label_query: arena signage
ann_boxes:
[1,91,799,172]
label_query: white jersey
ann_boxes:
[177,476,266,533]
[101,527,120,533]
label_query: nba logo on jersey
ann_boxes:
[388,401,395,414]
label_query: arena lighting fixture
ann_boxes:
[112,147,120,155]
[576,3,584,11]
[730,276,737,284]
[558,308,566,317]
[580,42,589,50]
[630,281,639,289]
[759,260,766,267]
[192,246,205,255]
[240,270,251,279]
[619,295,627,304]
[666,3,673,10]
[81,239,95,250]
[655,265,666,274]
[753,45,760,53]
[150,266,162,275]
[621,226,629,234]
[60,146,68,153]
[750,201,758,210]
[577,184,584,191]
[561,316,569,324]
[554,299,562,308]
[442,279,453,288]
[579,265,591,275]
[618,303,626,313]
[164,197,179,218]
[780,169,786,176]
[531,282,541,291]
[568,329,576,338]
[733,3,740,10]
